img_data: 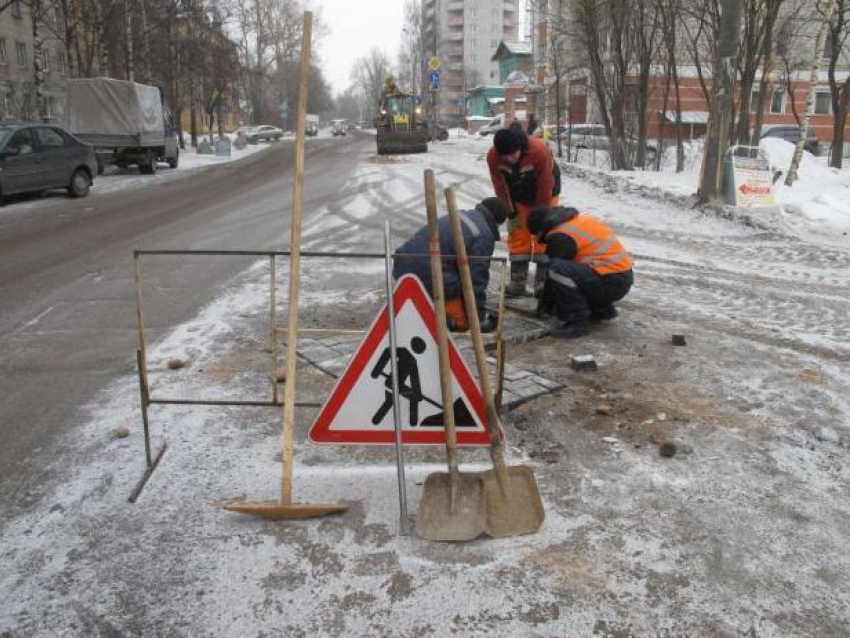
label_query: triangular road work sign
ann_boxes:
[309,274,491,446]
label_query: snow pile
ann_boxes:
[760,138,850,238]
[560,134,850,242]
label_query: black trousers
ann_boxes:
[542,259,633,323]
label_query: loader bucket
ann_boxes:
[377,132,428,155]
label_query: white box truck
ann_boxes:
[64,77,179,174]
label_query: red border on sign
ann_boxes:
[308,275,490,445]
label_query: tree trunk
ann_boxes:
[786,0,835,185]
[698,0,744,202]
[656,61,671,171]
[140,0,152,83]
[125,0,134,82]
[751,0,778,145]
[829,81,849,168]
[31,0,47,121]
[672,58,685,172]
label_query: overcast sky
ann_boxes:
[314,0,406,96]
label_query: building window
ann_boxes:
[491,39,499,48]
[57,52,66,74]
[11,1,22,19]
[16,42,26,68]
[0,39,6,66]
[40,48,50,72]
[815,89,831,115]
[770,87,784,114]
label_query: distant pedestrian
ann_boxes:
[528,206,634,339]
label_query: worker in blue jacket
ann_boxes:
[393,197,509,332]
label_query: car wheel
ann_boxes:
[274,135,281,141]
[168,148,179,169]
[139,152,157,174]
[68,168,90,198]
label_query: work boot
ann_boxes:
[590,304,618,323]
[533,263,548,297]
[506,261,529,298]
[550,320,590,339]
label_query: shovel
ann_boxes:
[416,169,487,542]
[445,187,545,538]
[222,12,347,520]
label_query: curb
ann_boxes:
[561,162,782,232]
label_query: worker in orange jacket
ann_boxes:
[486,123,561,297]
[528,206,634,339]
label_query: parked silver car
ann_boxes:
[0,123,97,201]
[562,124,657,161]
[245,125,284,143]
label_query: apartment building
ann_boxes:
[0,1,68,122]
[422,0,521,122]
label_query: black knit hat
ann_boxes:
[527,206,551,235]
[478,197,509,224]
[493,128,522,155]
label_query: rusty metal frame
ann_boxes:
[130,249,508,502]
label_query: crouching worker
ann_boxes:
[393,197,509,332]
[528,206,634,339]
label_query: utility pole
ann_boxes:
[697,0,743,203]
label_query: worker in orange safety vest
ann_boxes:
[486,123,561,297]
[528,206,634,339]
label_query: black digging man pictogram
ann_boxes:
[371,336,428,426]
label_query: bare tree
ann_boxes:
[698,0,743,203]
[351,48,391,110]
[631,0,662,167]
[825,0,850,167]
[749,0,783,145]
[657,0,686,172]
[680,0,722,107]
[786,0,836,185]
[398,0,422,94]
[572,0,635,169]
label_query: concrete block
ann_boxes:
[571,355,597,371]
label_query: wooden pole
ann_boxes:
[444,187,509,495]
[280,11,312,506]
[424,169,460,511]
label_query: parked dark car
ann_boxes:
[760,125,820,155]
[0,123,97,201]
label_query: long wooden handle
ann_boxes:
[281,11,312,505]
[424,170,459,491]
[444,188,508,482]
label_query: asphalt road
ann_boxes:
[0,135,368,512]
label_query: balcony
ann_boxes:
[446,31,463,41]
[448,16,463,25]
[504,2,517,12]
[447,1,464,11]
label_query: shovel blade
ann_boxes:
[478,465,545,538]
[416,472,487,541]
[220,500,349,520]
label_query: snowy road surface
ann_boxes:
[1,134,848,636]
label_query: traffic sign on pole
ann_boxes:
[428,56,441,71]
[428,70,441,86]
